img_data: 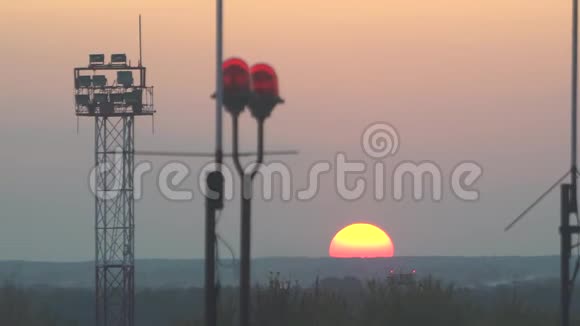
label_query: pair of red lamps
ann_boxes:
[221,58,284,120]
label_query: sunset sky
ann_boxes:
[0,0,574,260]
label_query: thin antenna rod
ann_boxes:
[139,15,143,66]
[504,171,571,232]
[573,0,578,185]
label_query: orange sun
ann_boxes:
[329,223,395,258]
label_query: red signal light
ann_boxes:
[248,63,283,121]
[221,58,251,114]
[224,58,251,93]
[250,63,279,97]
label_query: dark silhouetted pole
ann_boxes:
[507,3,580,325]
[205,2,224,326]
[232,117,264,326]
[226,61,283,326]
[205,171,223,326]
[561,184,572,326]
[562,2,580,326]
[573,0,578,188]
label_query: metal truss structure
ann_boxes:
[94,116,135,326]
[74,53,154,326]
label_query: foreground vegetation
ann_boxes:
[1,275,579,326]
[177,274,576,326]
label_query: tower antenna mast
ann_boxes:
[73,33,156,326]
[139,15,143,66]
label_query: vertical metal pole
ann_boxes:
[562,184,572,326]
[127,116,136,326]
[205,2,224,326]
[216,0,224,164]
[572,0,579,207]
[564,2,579,325]
[572,0,579,209]
[205,183,218,326]
[102,117,108,326]
[229,112,250,326]
[94,117,100,326]
[240,188,251,326]
[139,15,143,67]
[239,120,264,326]
[256,120,264,165]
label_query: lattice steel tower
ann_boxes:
[74,53,154,326]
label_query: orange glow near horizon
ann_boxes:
[329,223,394,258]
